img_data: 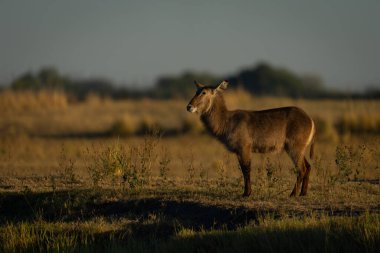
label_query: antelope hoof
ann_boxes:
[290,191,297,197]
[299,191,307,196]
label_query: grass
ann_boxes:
[2,89,380,138]
[170,214,380,253]
[1,216,379,253]
[0,89,68,113]
[1,91,380,252]
[1,188,379,252]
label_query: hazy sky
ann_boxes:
[1,0,379,89]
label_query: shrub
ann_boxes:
[334,144,372,182]
[109,117,138,137]
[86,131,161,189]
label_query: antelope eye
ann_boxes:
[201,91,206,95]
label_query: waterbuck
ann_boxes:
[186,80,315,197]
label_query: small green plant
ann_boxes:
[58,145,78,188]
[314,155,326,192]
[314,154,338,195]
[99,145,119,182]
[86,146,104,187]
[137,129,160,184]
[121,147,140,189]
[86,141,127,188]
[255,158,266,198]
[215,159,227,187]
[187,158,196,185]
[334,144,372,183]
[262,157,280,198]
[353,144,367,180]
[181,151,196,185]
[265,157,278,188]
[159,146,171,181]
[86,131,161,190]
[335,145,353,183]
[198,163,208,185]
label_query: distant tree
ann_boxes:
[11,72,40,90]
[10,67,119,100]
[11,67,67,90]
[67,78,115,100]
[228,62,325,98]
[8,63,334,100]
[300,74,326,97]
[38,67,67,89]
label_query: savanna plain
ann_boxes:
[0,90,379,252]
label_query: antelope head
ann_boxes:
[187,80,228,114]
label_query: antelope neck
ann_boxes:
[200,94,229,136]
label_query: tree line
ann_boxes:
[5,63,380,100]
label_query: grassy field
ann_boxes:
[0,90,380,252]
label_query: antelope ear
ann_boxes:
[215,80,229,92]
[194,80,205,89]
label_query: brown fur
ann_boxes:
[187,81,316,197]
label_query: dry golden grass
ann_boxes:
[0,89,379,216]
[1,89,380,252]
[2,89,380,140]
[0,133,379,211]
[0,89,68,112]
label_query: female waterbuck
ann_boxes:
[187,81,315,197]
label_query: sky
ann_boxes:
[1,0,379,90]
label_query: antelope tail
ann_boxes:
[308,119,316,160]
[310,141,315,159]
